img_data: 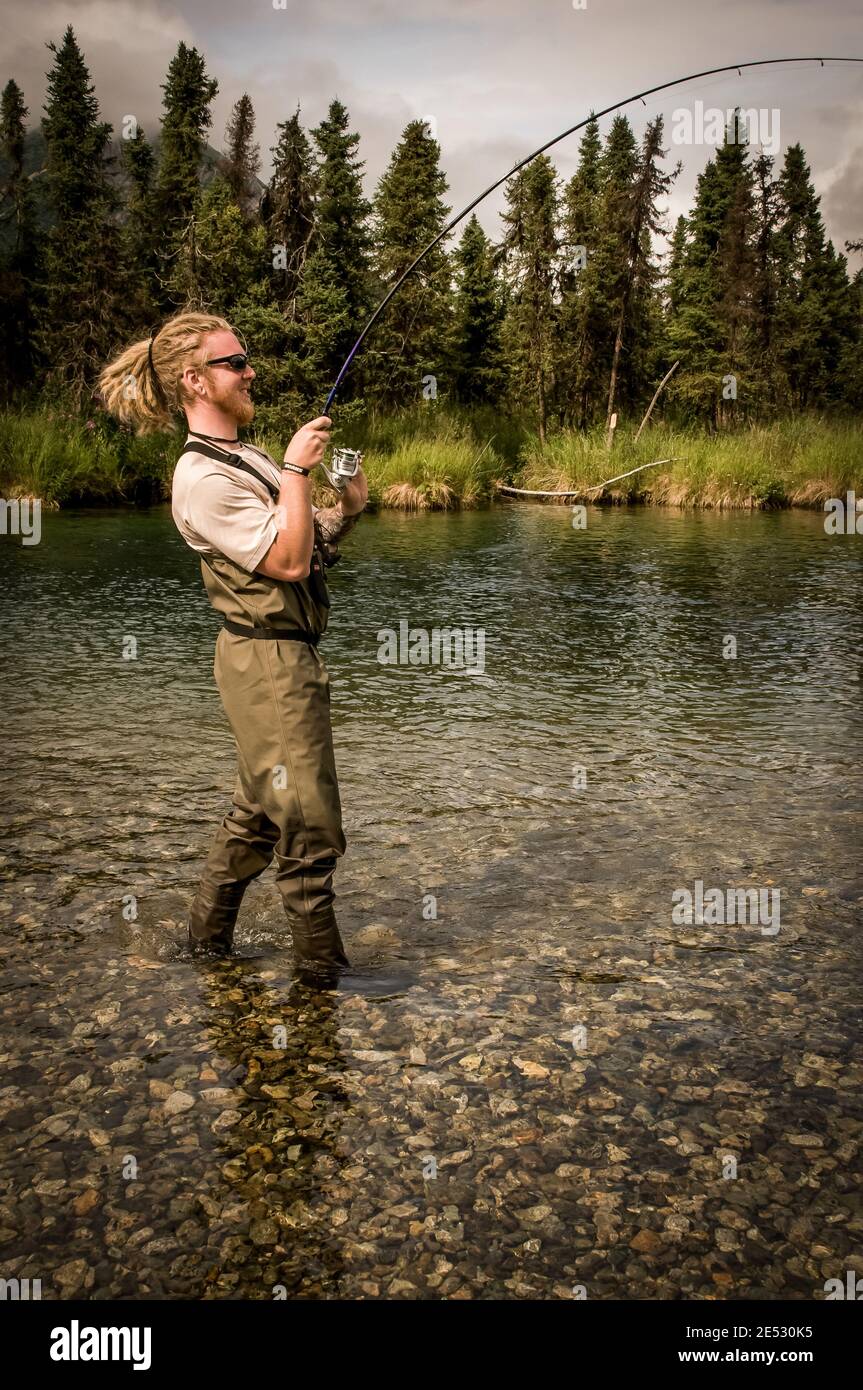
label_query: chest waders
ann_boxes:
[181,442,350,977]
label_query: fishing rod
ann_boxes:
[318,53,863,490]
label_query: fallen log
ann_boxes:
[496,484,583,498]
[496,458,680,500]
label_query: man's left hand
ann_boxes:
[340,467,368,516]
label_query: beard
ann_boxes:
[208,372,255,425]
[233,385,255,426]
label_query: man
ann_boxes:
[99,311,367,977]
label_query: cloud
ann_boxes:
[5,0,193,134]
[5,0,861,252]
[823,145,863,261]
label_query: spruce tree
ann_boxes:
[223,94,260,216]
[265,110,316,313]
[665,160,722,416]
[713,128,756,424]
[121,126,158,326]
[773,143,857,408]
[499,153,559,440]
[566,116,602,218]
[588,115,642,425]
[840,241,863,406]
[153,43,218,303]
[0,79,33,254]
[449,214,505,404]
[667,112,756,423]
[37,27,125,404]
[293,248,354,413]
[0,78,38,396]
[369,119,452,410]
[169,176,266,312]
[558,115,602,427]
[564,116,641,427]
[665,215,688,316]
[605,116,677,426]
[748,152,779,410]
[309,99,372,387]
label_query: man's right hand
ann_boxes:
[284,416,332,471]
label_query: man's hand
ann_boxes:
[284,416,332,471]
[339,466,368,516]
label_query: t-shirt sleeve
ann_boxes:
[185,471,279,574]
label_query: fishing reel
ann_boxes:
[321,446,363,494]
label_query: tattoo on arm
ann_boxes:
[312,503,361,565]
[313,504,360,546]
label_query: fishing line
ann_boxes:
[323,55,863,415]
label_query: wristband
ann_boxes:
[282,461,311,476]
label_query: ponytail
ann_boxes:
[98,311,231,435]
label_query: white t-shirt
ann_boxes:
[172,439,283,574]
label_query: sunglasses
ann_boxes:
[205,353,252,372]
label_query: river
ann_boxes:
[0,501,860,1299]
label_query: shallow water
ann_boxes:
[1,501,861,1299]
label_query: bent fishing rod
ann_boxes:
[318,55,863,493]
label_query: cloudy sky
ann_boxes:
[7,0,863,260]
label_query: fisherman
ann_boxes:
[99,312,367,977]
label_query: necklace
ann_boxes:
[188,429,241,445]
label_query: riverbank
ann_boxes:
[1,409,860,511]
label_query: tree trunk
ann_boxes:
[606,308,625,427]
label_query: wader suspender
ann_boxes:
[178,440,329,643]
[178,439,282,504]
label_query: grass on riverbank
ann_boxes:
[318,420,503,510]
[271,403,517,510]
[517,418,863,508]
[1,407,860,511]
[0,406,507,511]
[0,409,179,508]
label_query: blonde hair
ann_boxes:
[98,311,232,435]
